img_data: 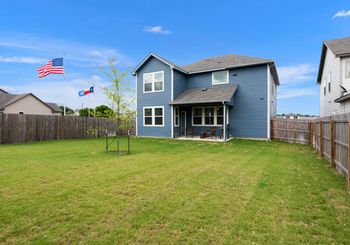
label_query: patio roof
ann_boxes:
[170,84,238,105]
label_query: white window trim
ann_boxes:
[143,71,164,93]
[212,70,229,85]
[143,106,164,127]
[345,60,350,79]
[174,107,179,127]
[192,106,229,126]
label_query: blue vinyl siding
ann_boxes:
[229,65,268,138]
[173,70,187,98]
[136,57,172,137]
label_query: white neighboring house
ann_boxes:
[0,89,62,115]
[318,36,350,116]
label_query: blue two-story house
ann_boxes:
[132,53,279,141]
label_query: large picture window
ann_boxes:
[192,106,228,126]
[212,70,229,85]
[143,71,164,93]
[143,106,164,126]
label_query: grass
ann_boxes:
[1,137,350,244]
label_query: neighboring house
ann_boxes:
[0,89,62,115]
[317,36,350,116]
[132,53,279,140]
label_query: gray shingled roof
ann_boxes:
[0,92,61,113]
[182,54,273,73]
[45,102,62,113]
[170,85,238,105]
[325,36,350,57]
[0,93,29,110]
[318,37,350,82]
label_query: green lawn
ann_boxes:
[1,138,350,244]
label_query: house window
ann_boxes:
[19,112,24,115]
[143,71,164,93]
[193,108,203,125]
[328,72,332,93]
[216,107,223,125]
[143,106,164,126]
[212,70,228,85]
[144,108,153,125]
[154,108,163,126]
[192,106,228,126]
[144,73,153,92]
[346,61,350,79]
[323,78,326,95]
[204,108,215,125]
[174,107,179,127]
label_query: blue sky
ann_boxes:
[0,0,350,115]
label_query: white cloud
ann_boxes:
[0,33,134,68]
[0,56,46,64]
[277,64,316,85]
[277,63,318,99]
[144,25,172,34]
[278,87,318,99]
[333,9,350,18]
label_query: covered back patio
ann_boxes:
[170,85,237,142]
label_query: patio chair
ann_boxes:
[186,127,194,138]
[207,127,217,138]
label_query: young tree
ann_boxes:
[101,59,135,153]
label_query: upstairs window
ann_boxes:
[346,61,350,79]
[212,70,229,85]
[328,72,332,93]
[143,71,164,93]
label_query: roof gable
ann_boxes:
[317,37,350,83]
[0,92,58,112]
[132,53,187,75]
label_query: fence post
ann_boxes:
[270,119,274,140]
[348,119,350,192]
[320,121,324,157]
[308,122,311,145]
[330,120,335,168]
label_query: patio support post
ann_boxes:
[223,102,226,142]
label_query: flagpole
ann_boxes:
[62,54,67,116]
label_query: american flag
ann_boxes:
[37,58,64,78]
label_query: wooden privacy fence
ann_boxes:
[271,116,350,191]
[0,113,135,144]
